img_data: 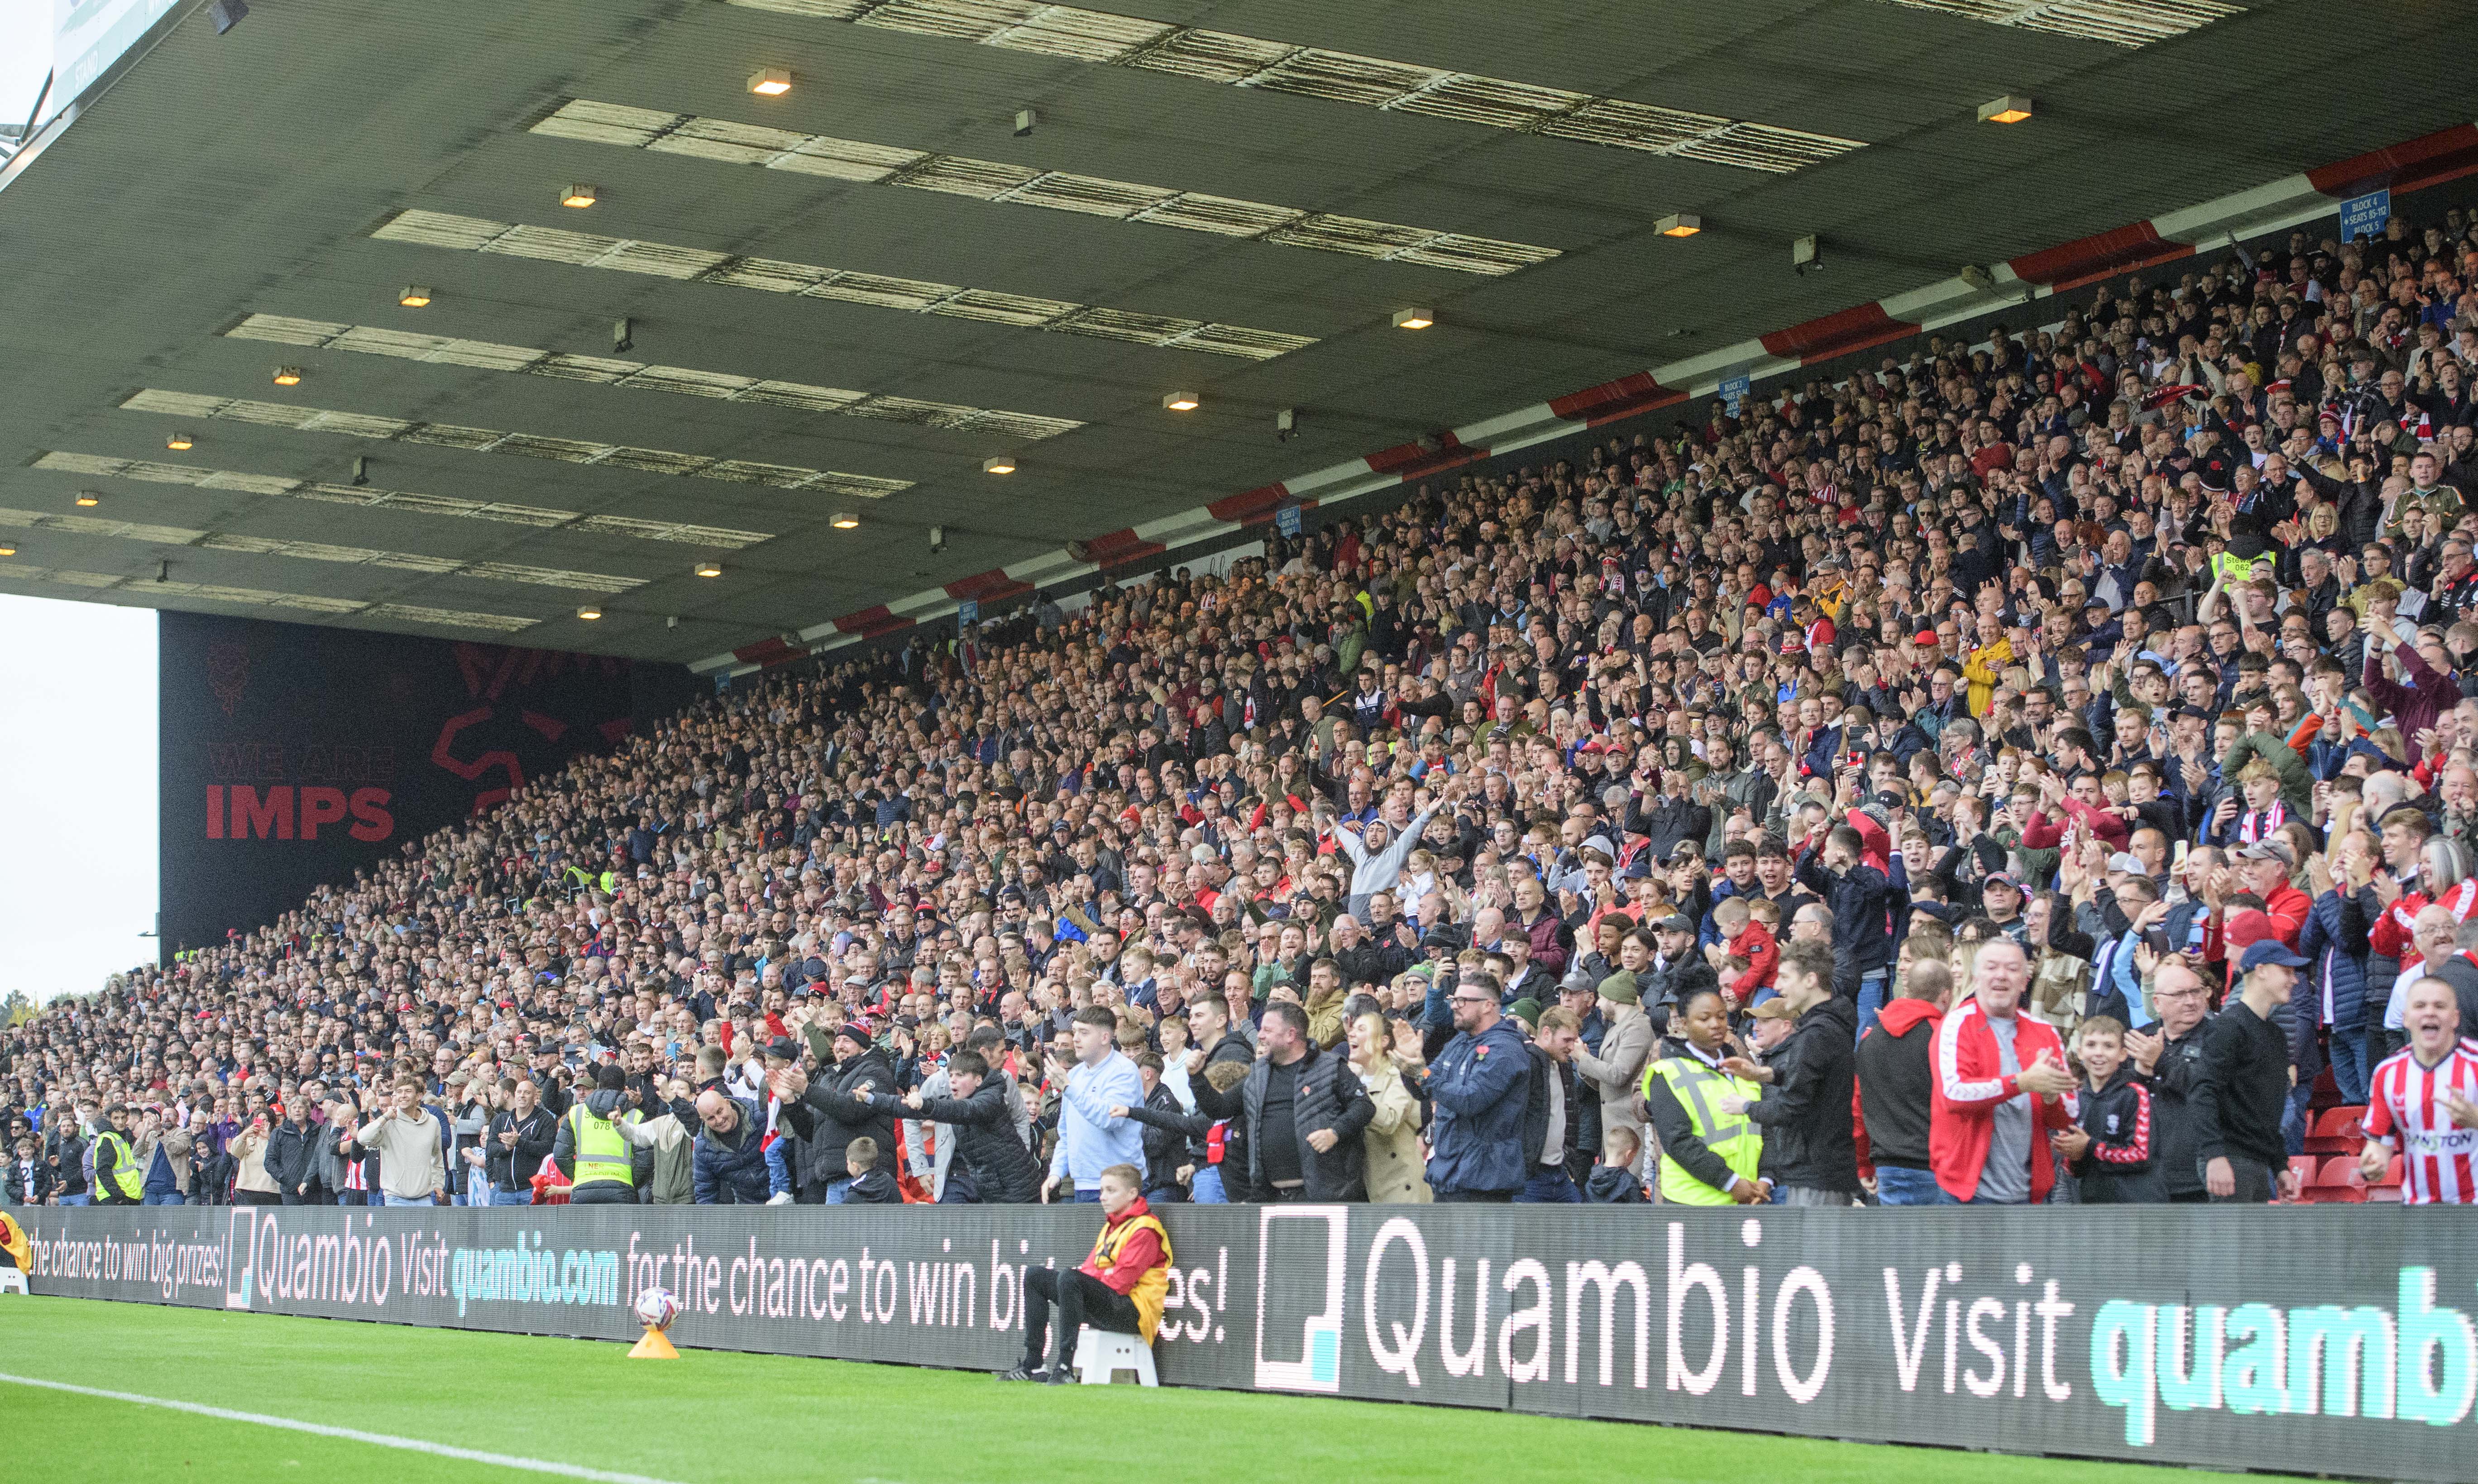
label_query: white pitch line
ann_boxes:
[0,1372,691,1484]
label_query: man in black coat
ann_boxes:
[1723,940,1861,1204]
[1238,1001,1374,1200]
[2126,959,2213,1202]
[1638,914,1719,1034]
[266,1099,326,1205]
[775,1022,899,1202]
[872,1050,1040,1203]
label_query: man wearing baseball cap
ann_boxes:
[2192,932,2308,1202]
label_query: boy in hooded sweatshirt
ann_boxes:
[839,1137,903,1204]
[1583,1125,1647,1202]
[2056,1017,2164,1204]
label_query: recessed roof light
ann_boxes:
[1392,308,1434,330]
[272,366,302,386]
[166,432,194,450]
[560,183,599,207]
[831,512,860,529]
[74,492,100,507]
[0,544,16,556]
[577,604,603,620]
[1978,96,2033,124]
[694,560,723,577]
[1656,212,1702,237]
[983,455,1017,474]
[1163,391,1200,411]
[748,67,793,96]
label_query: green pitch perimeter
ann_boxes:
[0,1297,2295,1484]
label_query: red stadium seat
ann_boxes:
[2368,1154,2406,1203]
[2303,1106,2365,1155]
[2301,1155,2368,1203]
[2287,1154,2318,1190]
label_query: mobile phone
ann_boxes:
[2171,840,2189,870]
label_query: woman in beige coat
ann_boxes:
[1347,1012,1430,1203]
[1570,970,1655,1174]
[231,1113,283,1205]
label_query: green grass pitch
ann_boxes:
[0,1297,2296,1483]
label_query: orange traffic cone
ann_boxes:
[627,1326,679,1360]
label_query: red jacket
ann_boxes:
[2198,882,2311,962]
[1929,997,2077,1202]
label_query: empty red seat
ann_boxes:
[2303,1106,2366,1155]
[2301,1155,2368,1203]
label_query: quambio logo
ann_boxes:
[1254,1206,1346,1393]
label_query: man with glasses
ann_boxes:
[1416,962,1532,1202]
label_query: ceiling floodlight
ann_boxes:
[1979,96,2033,124]
[273,367,302,386]
[983,455,1017,474]
[398,286,434,307]
[694,560,723,577]
[1656,213,1702,237]
[561,183,599,207]
[74,492,100,507]
[831,512,860,529]
[1162,391,1200,411]
[748,67,793,96]
[167,432,194,450]
[1392,307,1434,330]
[576,604,603,620]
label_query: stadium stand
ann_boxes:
[10,199,2478,1211]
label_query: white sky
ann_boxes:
[0,593,159,1004]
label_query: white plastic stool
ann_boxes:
[0,1268,28,1296]
[1071,1326,1157,1386]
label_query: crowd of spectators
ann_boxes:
[10,202,2478,1215]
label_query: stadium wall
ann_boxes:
[156,611,700,962]
[10,1203,2473,1479]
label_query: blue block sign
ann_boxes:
[1719,374,1750,416]
[957,599,978,625]
[2339,188,2389,243]
[1275,503,1301,536]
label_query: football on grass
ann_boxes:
[633,1287,679,1331]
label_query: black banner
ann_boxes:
[157,611,698,958]
[9,1203,2471,1481]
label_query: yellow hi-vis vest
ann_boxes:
[566,1105,635,1188]
[93,1130,144,1202]
[1643,1056,1764,1206]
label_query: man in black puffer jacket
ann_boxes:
[1239,1001,1373,1200]
[775,1023,898,1203]
[866,1050,1040,1203]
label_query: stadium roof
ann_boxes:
[2,0,2474,669]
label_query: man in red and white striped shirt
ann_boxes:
[2360,977,2478,1205]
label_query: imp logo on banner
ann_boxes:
[206,638,250,717]
[1254,1206,1345,1393]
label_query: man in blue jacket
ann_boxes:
[1418,963,1532,1202]
[690,1091,772,1204]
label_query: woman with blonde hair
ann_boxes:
[1346,1012,1430,1203]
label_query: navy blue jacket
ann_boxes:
[691,1097,772,1205]
[2295,888,2371,1056]
[1421,1018,1533,1196]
